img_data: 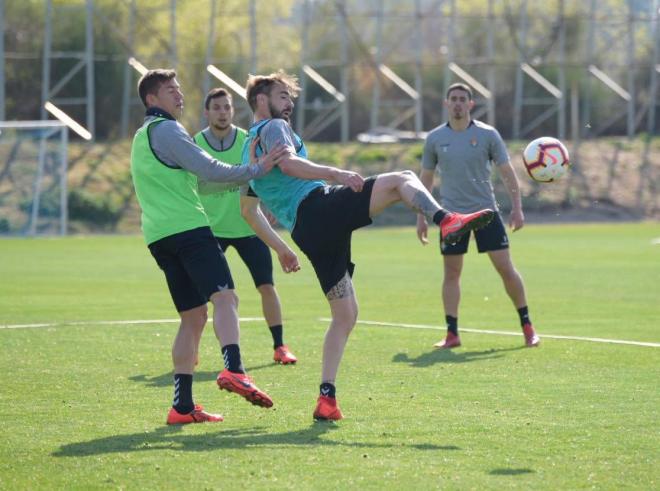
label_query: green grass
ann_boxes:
[1,223,659,489]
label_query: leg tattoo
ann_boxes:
[326,274,354,301]
[410,190,440,222]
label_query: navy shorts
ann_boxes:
[441,211,509,255]
[216,235,274,288]
[148,226,234,312]
[291,177,376,294]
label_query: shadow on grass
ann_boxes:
[129,363,279,388]
[391,345,526,367]
[52,423,461,457]
[489,468,535,476]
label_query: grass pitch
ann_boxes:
[1,223,658,489]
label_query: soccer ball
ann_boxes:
[522,137,570,183]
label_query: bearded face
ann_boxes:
[266,83,294,122]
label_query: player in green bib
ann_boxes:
[194,88,297,365]
[130,69,295,425]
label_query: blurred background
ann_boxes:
[0,0,658,234]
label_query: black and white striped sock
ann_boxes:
[221,344,245,373]
[173,373,194,414]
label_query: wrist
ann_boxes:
[331,168,345,180]
[274,241,289,254]
[252,162,266,177]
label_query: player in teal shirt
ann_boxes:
[239,70,495,421]
[195,87,297,365]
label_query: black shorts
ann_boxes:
[441,211,509,255]
[148,226,234,312]
[216,235,274,288]
[291,178,376,294]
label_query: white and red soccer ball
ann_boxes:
[522,137,570,183]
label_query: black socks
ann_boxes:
[320,382,336,398]
[518,306,531,326]
[432,210,449,225]
[446,315,458,335]
[173,373,194,414]
[269,324,284,349]
[221,344,245,373]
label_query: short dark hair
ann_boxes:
[204,87,232,110]
[446,83,473,100]
[245,70,300,112]
[137,69,177,108]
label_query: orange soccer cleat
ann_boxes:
[313,395,344,421]
[433,331,462,349]
[273,345,298,365]
[216,369,274,408]
[166,404,223,425]
[522,323,540,347]
[440,209,494,245]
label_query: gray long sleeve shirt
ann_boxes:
[147,115,266,183]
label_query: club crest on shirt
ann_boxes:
[470,138,478,147]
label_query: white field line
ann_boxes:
[3,317,658,348]
[0,318,265,330]
[319,318,660,348]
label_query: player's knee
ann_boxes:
[257,283,276,297]
[443,266,462,282]
[347,305,358,328]
[333,317,356,335]
[198,305,209,326]
[334,303,358,329]
[180,304,208,330]
[394,169,417,187]
[210,289,239,310]
[400,169,416,180]
[499,266,520,283]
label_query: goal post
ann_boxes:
[0,121,68,235]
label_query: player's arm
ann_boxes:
[280,153,364,192]
[261,119,364,191]
[239,191,300,274]
[151,120,285,184]
[497,161,524,231]
[416,139,438,244]
[489,129,523,231]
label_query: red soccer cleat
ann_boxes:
[440,209,495,245]
[522,323,540,347]
[216,369,274,408]
[433,331,462,349]
[273,345,298,365]
[313,395,344,421]
[166,404,223,425]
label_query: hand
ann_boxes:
[416,215,429,245]
[509,208,524,231]
[248,136,261,164]
[277,247,300,273]
[257,143,288,173]
[336,170,364,192]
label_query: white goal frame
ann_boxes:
[0,120,68,235]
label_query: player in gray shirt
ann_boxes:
[417,82,540,349]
